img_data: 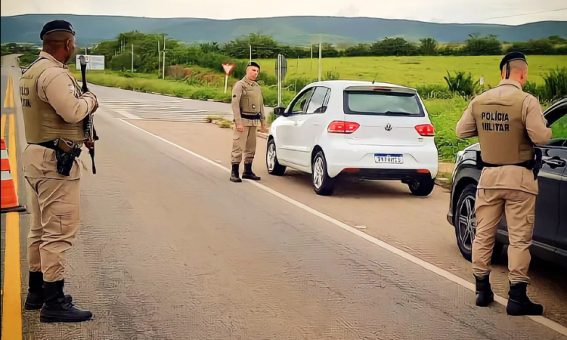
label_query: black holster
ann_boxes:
[53,140,81,176]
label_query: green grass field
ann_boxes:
[257,55,567,88]
[76,55,566,161]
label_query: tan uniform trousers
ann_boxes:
[22,145,81,282]
[472,188,536,284]
[231,126,257,164]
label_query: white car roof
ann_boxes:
[305,80,414,91]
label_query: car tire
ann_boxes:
[455,183,503,262]
[408,175,435,196]
[312,151,335,196]
[266,139,286,176]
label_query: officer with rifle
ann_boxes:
[20,19,99,323]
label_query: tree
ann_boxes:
[463,34,502,55]
[370,37,417,56]
[419,38,438,55]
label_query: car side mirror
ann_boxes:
[274,107,287,117]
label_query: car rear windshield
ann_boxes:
[344,91,425,116]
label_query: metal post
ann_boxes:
[163,35,166,79]
[131,44,134,73]
[277,54,282,107]
[318,42,322,81]
[249,44,252,63]
[157,40,160,77]
[224,74,229,94]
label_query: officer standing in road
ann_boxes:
[456,52,551,316]
[20,20,98,322]
[230,61,268,182]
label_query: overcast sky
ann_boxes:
[2,0,566,25]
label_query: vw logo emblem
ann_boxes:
[385,123,392,131]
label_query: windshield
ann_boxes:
[344,91,424,116]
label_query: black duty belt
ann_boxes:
[35,140,82,156]
[36,140,59,151]
[241,112,261,120]
[483,160,534,170]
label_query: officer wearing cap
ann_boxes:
[456,52,551,316]
[229,61,268,182]
[20,19,98,322]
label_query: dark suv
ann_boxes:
[447,98,567,267]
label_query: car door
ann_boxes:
[277,88,314,166]
[534,101,567,248]
[557,156,567,257]
[292,86,331,168]
[534,145,565,247]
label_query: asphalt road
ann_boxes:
[1,55,565,339]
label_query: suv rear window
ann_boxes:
[344,91,424,116]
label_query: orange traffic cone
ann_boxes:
[1,138,25,213]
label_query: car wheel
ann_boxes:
[266,139,286,176]
[312,151,335,195]
[408,175,435,196]
[455,183,503,262]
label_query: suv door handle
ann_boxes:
[543,156,566,168]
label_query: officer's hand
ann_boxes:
[236,122,244,132]
[82,92,99,113]
[259,125,269,133]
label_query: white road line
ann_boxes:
[114,109,140,120]
[119,118,567,337]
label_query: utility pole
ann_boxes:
[318,41,322,81]
[157,39,161,77]
[249,44,252,63]
[162,35,166,79]
[131,44,134,72]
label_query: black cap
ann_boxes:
[247,61,260,69]
[40,20,75,40]
[499,52,527,71]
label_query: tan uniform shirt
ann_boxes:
[456,79,551,194]
[35,51,98,124]
[231,77,266,127]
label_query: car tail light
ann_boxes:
[417,169,430,174]
[328,120,360,134]
[415,124,435,136]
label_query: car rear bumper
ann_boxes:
[325,143,438,178]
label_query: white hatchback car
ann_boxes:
[266,80,439,196]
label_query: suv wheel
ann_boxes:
[266,139,286,176]
[455,183,503,262]
[312,151,335,195]
[408,175,435,196]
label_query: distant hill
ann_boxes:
[2,14,566,46]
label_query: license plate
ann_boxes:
[374,153,403,164]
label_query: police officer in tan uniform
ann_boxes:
[230,61,267,182]
[20,20,98,322]
[456,52,551,316]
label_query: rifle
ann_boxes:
[79,55,98,174]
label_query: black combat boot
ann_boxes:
[24,271,45,310]
[230,163,242,182]
[40,280,92,323]
[242,163,261,180]
[506,282,544,316]
[25,272,72,310]
[474,275,494,307]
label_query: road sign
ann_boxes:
[222,63,236,75]
[75,55,105,70]
[275,54,287,80]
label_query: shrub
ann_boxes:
[542,67,567,101]
[444,71,480,97]
[416,84,454,99]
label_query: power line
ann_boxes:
[484,7,567,20]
